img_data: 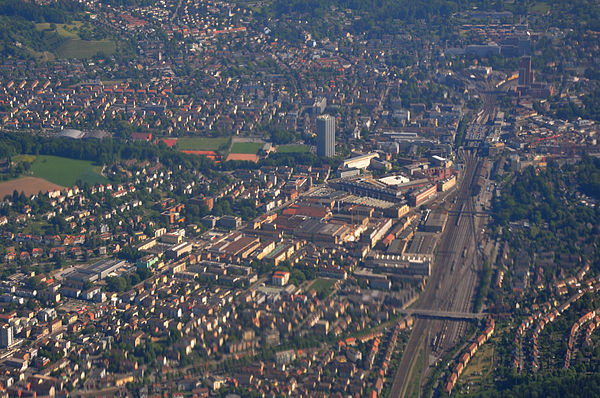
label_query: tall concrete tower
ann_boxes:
[317,114,335,158]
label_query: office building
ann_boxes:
[0,325,13,348]
[317,114,335,157]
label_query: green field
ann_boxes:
[177,137,231,151]
[530,2,551,13]
[462,344,494,383]
[35,21,116,59]
[56,39,115,59]
[36,22,82,39]
[308,278,336,297]
[406,342,425,398]
[29,155,107,186]
[277,144,309,153]
[230,142,263,154]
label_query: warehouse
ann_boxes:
[65,259,128,285]
[365,253,431,276]
[421,210,448,233]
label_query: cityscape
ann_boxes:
[0,0,599,397]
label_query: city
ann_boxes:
[0,0,599,397]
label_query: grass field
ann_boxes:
[177,137,231,151]
[13,155,37,163]
[28,155,107,186]
[35,21,115,59]
[277,144,309,153]
[36,22,82,39]
[308,278,336,297]
[56,39,116,59]
[463,344,494,381]
[230,142,263,154]
[27,48,55,62]
[530,2,551,13]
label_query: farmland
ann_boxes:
[26,155,107,187]
[0,177,63,200]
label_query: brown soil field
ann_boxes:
[0,177,64,199]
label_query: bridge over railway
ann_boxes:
[448,210,492,216]
[398,309,487,321]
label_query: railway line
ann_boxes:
[389,151,485,397]
[389,75,499,397]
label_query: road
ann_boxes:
[389,150,484,398]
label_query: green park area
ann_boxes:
[35,21,116,59]
[177,137,231,151]
[56,39,115,59]
[461,344,495,388]
[308,278,336,297]
[17,155,107,186]
[277,144,309,153]
[230,142,263,154]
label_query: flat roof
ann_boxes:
[405,232,438,255]
[378,175,411,186]
[341,194,396,209]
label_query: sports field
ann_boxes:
[277,144,309,153]
[177,137,231,151]
[230,142,263,154]
[28,155,107,186]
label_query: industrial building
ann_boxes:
[365,253,432,276]
[409,184,437,207]
[332,178,404,202]
[405,232,438,256]
[422,210,449,233]
[65,259,129,284]
[165,241,193,259]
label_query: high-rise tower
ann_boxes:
[317,114,335,158]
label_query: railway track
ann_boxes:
[389,152,484,397]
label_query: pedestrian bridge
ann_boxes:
[398,309,487,321]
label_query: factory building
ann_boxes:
[409,185,437,207]
[333,178,403,202]
[65,259,129,285]
[365,253,432,276]
[422,210,449,233]
[166,241,193,260]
